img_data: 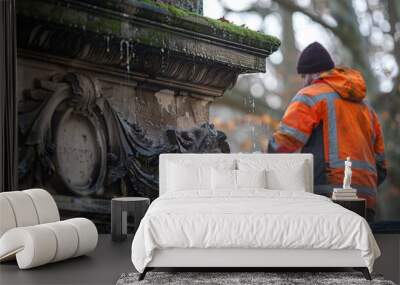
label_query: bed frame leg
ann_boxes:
[138,268,148,281]
[354,267,371,280]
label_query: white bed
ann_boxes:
[131,153,380,280]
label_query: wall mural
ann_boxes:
[18,73,230,202]
[14,0,277,230]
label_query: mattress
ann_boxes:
[131,189,380,273]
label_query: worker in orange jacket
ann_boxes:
[268,42,387,222]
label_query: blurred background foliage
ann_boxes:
[203,0,400,221]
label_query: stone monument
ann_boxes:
[15,0,280,229]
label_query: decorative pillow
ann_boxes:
[266,168,306,191]
[167,162,212,191]
[211,168,237,190]
[237,159,307,191]
[236,169,267,189]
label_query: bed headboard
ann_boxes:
[159,153,314,196]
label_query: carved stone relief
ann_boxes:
[18,73,229,202]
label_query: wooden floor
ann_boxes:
[0,234,134,285]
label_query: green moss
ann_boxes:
[156,2,190,17]
[136,0,281,49]
[204,17,281,47]
[17,0,280,51]
[139,0,195,17]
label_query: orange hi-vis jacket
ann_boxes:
[268,67,387,209]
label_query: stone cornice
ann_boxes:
[16,0,280,95]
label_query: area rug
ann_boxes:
[116,271,396,285]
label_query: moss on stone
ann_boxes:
[204,17,281,47]
[139,0,197,17]
[137,0,281,49]
[16,0,280,72]
[16,0,278,72]
[17,0,280,51]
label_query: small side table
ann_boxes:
[332,198,366,218]
[111,197,150,242]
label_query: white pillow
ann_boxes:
[211,168,267,190]
[236,169,267,189]
[266,168,306,191]
[167,162,212,191]
[211,168,237,190]
[237,159,307,191]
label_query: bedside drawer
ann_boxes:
[332,199,366,218]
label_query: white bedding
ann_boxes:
[131,190,380,273]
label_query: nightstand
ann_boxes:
[332,198,366,218]
[111,197,150,242]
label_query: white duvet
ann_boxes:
[131,189,380,273]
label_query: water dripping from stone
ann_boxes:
[252,125,256,152]
[160,48,165,74]
[126,41,130,72]
[120,40,124,60]
[252,96,257,152]
[106,35,110,53]
[119,39,131,72]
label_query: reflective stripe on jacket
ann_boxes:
[268,67,387,209]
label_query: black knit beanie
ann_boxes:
[297,42,334,74]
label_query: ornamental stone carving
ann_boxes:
[18,73,229,200]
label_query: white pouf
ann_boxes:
[0,189,98,269]
[0,218,98,269]
[1,191,40,227]
[24,188,60,223]
[0,196,17,237]
[42,221,79,262]
[65,218,98,257]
